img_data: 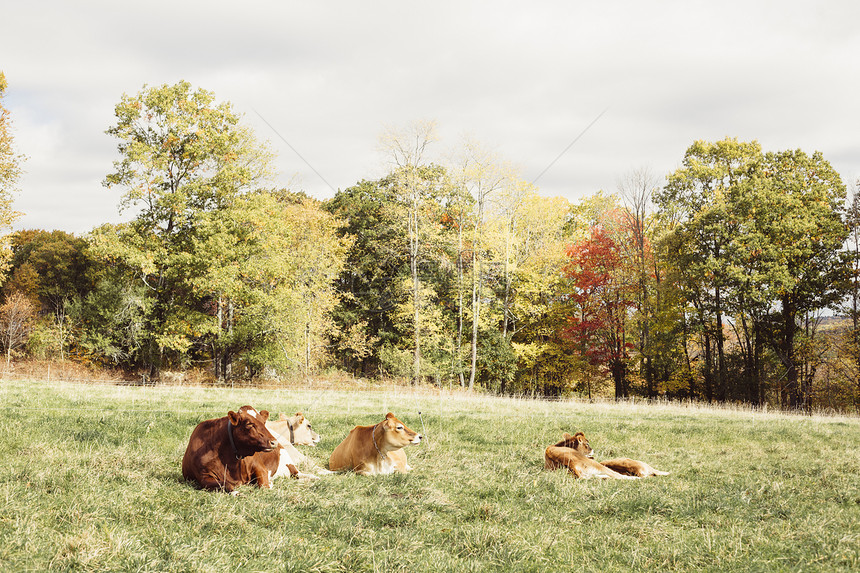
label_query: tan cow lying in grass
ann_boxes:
[329,412,422,475]
[182,406,294,493]
[240,407,329,480]
[545,432,639,479]
[266,412,320,447]
[545,432,669,480]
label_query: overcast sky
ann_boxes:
[3,0,859,234]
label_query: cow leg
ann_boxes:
[252,466,272,489]
[196,471,235,493]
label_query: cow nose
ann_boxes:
[269,439,278,449]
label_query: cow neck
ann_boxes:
[226,418,247,460]
[371,422,384,457]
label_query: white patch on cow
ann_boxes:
[272,449,291,481]
[378,455,396,474]
[246,408,258,418]
[411,435,422,445]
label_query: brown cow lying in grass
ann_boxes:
[329,412,422,475]
[182,406,296,493]
[545,432,669,480]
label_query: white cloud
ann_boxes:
[2,0,858,233]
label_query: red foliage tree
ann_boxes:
[563,226,637,398]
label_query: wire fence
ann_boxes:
[1,370,856,421]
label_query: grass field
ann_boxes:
[0,378,857,572]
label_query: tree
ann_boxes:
[325,178,409,375]
[0,72,24,280]
[563,224,637,398]
[4,230,91,313]
[1,230,92,361]
[95,81,273,380]
[191,190,347,381]
[0,290,35,365]
[454,140,513,390]
[838,179,860,406]
[504,194,576,395]
[656,138,762,401]
[439,180,475,387]
[753,150,847,409]
[618,167,660,396]
[379,120,439,385]
[656,139,848,408]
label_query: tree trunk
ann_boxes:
[703,329,714,403]
[457,240,465,387]
[410,185,421,387]
[715,285,727,402]
[224,301,233,380]
[612,358,626,400]
[468,255,480,392]
[502,223,511,338]
[214,295,223,382]
[781,297,800,409]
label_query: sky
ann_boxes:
[2,0,859,235]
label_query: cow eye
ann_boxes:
[306,424,312,429]
[396,425,404,430]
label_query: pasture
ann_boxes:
[0,378,857,572]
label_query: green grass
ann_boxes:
[0,379,858,572]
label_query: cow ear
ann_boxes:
[228,411,239,424]
[259,410,270,422]
[574,432,586,439]
[279,413,288,421]
[563,433,573,439]
[385,412,395,419]
[295,412,304,422]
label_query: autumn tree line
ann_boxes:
[1,80,858,411]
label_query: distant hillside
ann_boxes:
[819,316,850,331]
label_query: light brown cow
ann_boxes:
[267,412,320,447]
[544,432,639,480]
[182,406,294,493]
[266,412,332,478]
[240,407,328,480]
[328,412,422,475]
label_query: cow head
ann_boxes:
[553,432,594,458]
[280,412,321,446]
[228,407,277,457]
[379,412,422,448]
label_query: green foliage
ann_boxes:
[326,178,409,375]
[96,81,301,380]
[0,71,24,280]
[474,327,517,392]
[655,138,849,409]
[68,272,150,365]
[3,230,91,312]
